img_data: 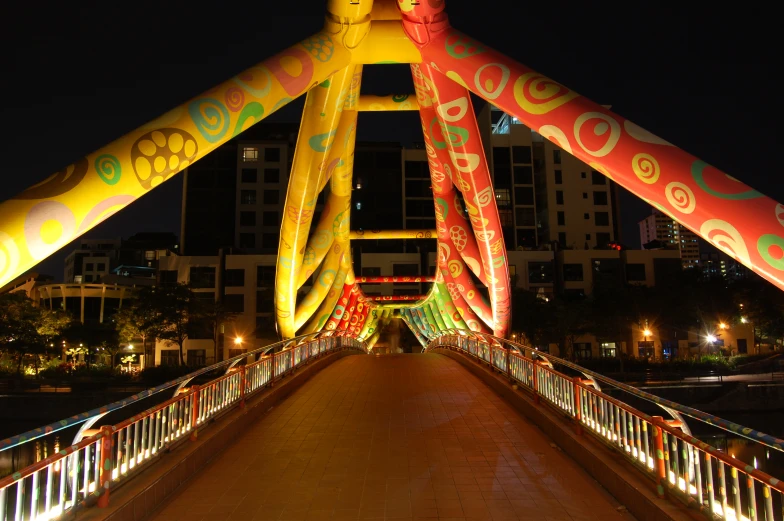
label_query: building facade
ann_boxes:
[639,209,700,269]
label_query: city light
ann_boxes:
[127,344,133,350]
[706,334,717,343]
[741,317,748,324]
[719,323,727,330]
[234,337,243,345]
[643,329,652,337]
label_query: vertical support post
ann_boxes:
[190,385,200,441]
[573,379,582,435]
[652,417,667,498]
[240,365,247,409]
[533,363,540,404]
[97,426,113,508]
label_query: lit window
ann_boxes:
[243,147,259,162]
[356,202,362,210]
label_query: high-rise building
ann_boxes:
[477,104,622,251]
[638,209,700,269]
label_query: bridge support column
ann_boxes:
[97,425,113,508]
[651,416,668,498]
[190,385,200,441]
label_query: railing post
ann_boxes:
[533,363,540,404]
[97,425,113,508]
[190,385,200,441]
[573,378,583,436]
[239,365,247,409]
[651,417,668,498]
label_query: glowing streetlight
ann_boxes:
[234,337,243,345]
[706,334,717,343]
[643,329,652,337]
[719,323,727,330]
[126,344,133,350]
[741,317,748,324]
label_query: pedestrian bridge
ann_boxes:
[2,332,782,521]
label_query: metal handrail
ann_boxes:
[429,333,784,521]
[0,330,346,453]
[430,328,784,454]
[0,334,367,521]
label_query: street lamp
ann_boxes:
[706,334,717,344]
[719,323,728,330]
[126,344,133,350]
[643,329,652,338]
[234,337,243,346]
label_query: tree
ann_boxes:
[196,300,240,364]
[155,283,197,366]
[113,287,163,366]
[63,321,119,369]
[551,296,591,360]
[511,288,558,348]
[733,276,784,348]
[0,293,48,375]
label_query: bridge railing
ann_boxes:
[0,332,367,521]
[429,331,784,521]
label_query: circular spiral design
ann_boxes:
[448,259,463,278]
[700,219,751,265]
[777,204,784,227]
[188,98,229,143]
[757,234,784,271]
[632,153,660,184]
[319,269,336,287]
[513,72,579,115]
[474,187,493,208]
[392,94,409,103]
[224,87,245,112]
[438,242,451,263]
[94,154,122,186]
[474,63,510,100]
[574,112,621,157]
[665,182,696,214]
[0,232,20,283]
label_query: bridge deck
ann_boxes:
[151,354,633,521]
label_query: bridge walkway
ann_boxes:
[150,354,633,521]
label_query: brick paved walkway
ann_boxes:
[151,354,634,521]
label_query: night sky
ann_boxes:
[1,2,781,281]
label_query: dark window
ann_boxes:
[515,207,535,226]
[575,343,592,359]
[187,349,206,367]
[223,294,244,313]
[264,147,281,162]
[263,190,279,205]
[240,190,256,204]
[494,166,511,188]
[262,211,278,225]
[404,161,429,178]
[85,263,94,271]
[160,350,179,366]
[96,263,105,271]
[592,258,622,288]
[555,191,564,205]
[264,168,280,183]
[240,211,256,226]
[255,314,275,337]
[190,267,216,288]
[584,213,590,220]
[558,232,567,248]
[241,168,257,183]
[362,267,381,277]
[593,191,608,205]
[585,233,591,240]
[554,170,562,184]
[626,263,646,282]
[159,270,178,285]
[224,268,245,287]
[405,180,431,198]
[513,166,533,185]
[516,229,536,247]
[591,170,607,185]
[514,186,534,206]
[239,233,255,248]
[84,274,93,282]
[512,146,532,164]
[493,147,511,166]
[261,233,278,250]
[393,287,420,296]
[596,232,611,247]
[553,150,562,164]
[563,263,584,281]
[257,265,275,287]
[393,264,418,276]
[583,192,588,199]
[557,211,565,226]
[528,261,554,284]
[595,212,610,226]
[581,172,587,179]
